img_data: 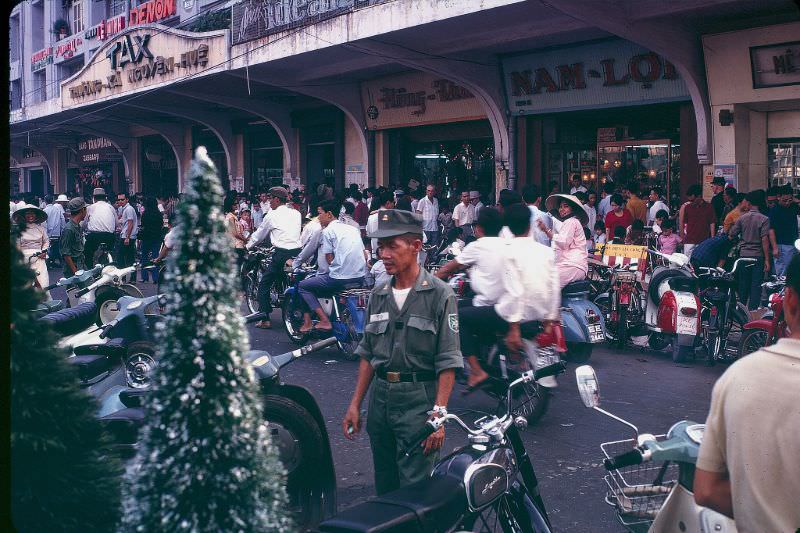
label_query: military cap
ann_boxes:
[68,197,87,213]
[268,186,288,200]
[368,209,423,239]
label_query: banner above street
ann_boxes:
[502,40,690,115]
[60,25,229,110]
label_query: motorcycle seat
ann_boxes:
[39,302,98,336]
[317,475,466,532]
[67,352,117,382]
[119,388,148,408]
[73,337,126,357]
[667,277,698,293]
[562,280,592,296]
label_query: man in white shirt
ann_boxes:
[84,188,118,267]
[522,185,552,247]
[298,199,367,333]
[597,181,615,220]
[458,203,560,390]
[569,174,587,195]
[647,186,670,225]
[367,190,396,259]
[259,191,272,216]
[694,254,800,533]
[416,184,440,245]
[452,191,476,238]
[115,192,139,277]
[44,194,68,267]
[292,210,326,273]
[251,198,264,228]
[246,186,302,328]
[435,207,506,387]
[470,191,484,217]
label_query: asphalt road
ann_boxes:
[49,270,728,532]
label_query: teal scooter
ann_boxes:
[574,365,737,533]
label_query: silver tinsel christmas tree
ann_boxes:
[120,147,294,532]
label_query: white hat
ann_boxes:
[469,191,480,199]
[55,194,69,203]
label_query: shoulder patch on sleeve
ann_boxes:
[448,313,459,333]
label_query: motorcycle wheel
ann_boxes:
[261,395,326,529]
[672,340,692,364]
[125,341,158,389]
[242,269,260,315]
[564,342,592,364]
[593,295,616,341]
[617,307,628,348]
[281,296,305,345]
[466,492,534,532]
[738,329,769,358]
[647,333,670,351]
[510,380,550,427]
[336,306,361,361]
[95,286,131,327]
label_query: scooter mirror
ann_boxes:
[575,365,600,409]
[795,238,800,252]
[668,253,690,267]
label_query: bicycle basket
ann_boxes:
[341,288,372,310]
[600,438,677,530]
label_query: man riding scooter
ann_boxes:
[435,208,507,389]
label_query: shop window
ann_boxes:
[109,0,126,17]
[408,140,494,200]
[597,140,680,209]
[60,57,84,81]
[11,80,22,110]
[769,140,800,195]
[33,71,47,103]
[10,15,21,62]
[72,0,84,35]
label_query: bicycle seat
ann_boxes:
[39,302,98,336]
[317,475,465,532]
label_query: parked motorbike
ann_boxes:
[99,324,341,529]
[594,263,645,348]
[696,258,756,364]
[318,362,567,533]
[242,246,288,314]
[560,279,606,363]
[280,265,369,359]
[463,320,567,426]
[641,250,701,363]
[44,263,143,326]
[739,276,787,357]
[575,365,736,533]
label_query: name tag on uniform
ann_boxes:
[370,312,389,322]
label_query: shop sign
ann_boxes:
[85,15,126,42]
[62,27,228,108]
[129,0,178,26]
[503,40,690,115]
[361,71,486,130]
[31,47,53,72]
[55,37,83,61]
[750,41,800,89]
[78,137,117,163]
[232,0,392,46]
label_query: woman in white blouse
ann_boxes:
[14,204,50,295]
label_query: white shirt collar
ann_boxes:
[762,338,800,360]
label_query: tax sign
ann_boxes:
[62,26,229,108]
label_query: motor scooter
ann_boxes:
[281,265,369,360]
[641,250,701,363]
[560,279,606,363]
[739,276,787,356]
[574,365,737,533]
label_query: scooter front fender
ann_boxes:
[742,319,772,333]
[561,299,606,344]
[649,483,737,533]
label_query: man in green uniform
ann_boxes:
[343,209,462,495]
[60,198,87,277]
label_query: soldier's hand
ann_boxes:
[422,426,445,455]
[343,405,361,440]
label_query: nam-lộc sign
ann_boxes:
[61,25,229,109]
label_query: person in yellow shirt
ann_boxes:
[722,192,746,233]
[624,181,647,224]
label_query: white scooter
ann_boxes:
[642,250,701,363]
[575,365,737,533]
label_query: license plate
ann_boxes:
[588,324,605,343]
[677,315,697,335]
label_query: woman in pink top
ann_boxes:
[657,219,682,254]
[539,194,588,287]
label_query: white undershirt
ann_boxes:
[392,286,412,310]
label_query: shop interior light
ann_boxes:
[415,154,448,159]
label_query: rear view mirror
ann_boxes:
[575,365,600,408]
[795,238,800,252]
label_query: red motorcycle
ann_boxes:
[738,277,787,357]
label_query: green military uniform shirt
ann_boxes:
[355,267,463,374]
[356,266,463,495]
[59,220,85,275]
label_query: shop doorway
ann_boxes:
[769,138,800,195]
[246,122,284,193]
[192,127,229,190]
[307,142,336,186]
[29,168,49,198]
[141,135,179,198]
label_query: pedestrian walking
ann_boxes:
[44,194,68,267]
[452,191,476,238]
[729,191,771,310]
[138,197,164,283]
[115,193,139,279]
[14,204,50,293]
[624,181,647,224]
[60,198,87,277]
[343,209,462,495]
[710,176,726,224]
[768,185,799,276]
[83,188,117,267]
[604,193,633,242]
[680,184,716,257]
[416,184,440,245]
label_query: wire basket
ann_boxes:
[340,288,372,309]
[600,438,678,531]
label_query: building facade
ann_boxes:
[9,0,800,204]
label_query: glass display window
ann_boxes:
[769,139,800,195]
[597,140,679,207]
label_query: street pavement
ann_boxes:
[50,270,728,532]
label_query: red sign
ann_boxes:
[85,15,126,41]
[55,37,83,60]
[129,0,177,26]
[31,47,53,72]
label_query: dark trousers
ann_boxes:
[139,238,162,282]
[48,237,61,267]
[737,257,764,310]
[424,230,440,247]
[258,247,300,314]
[115,237,137,279]
[459,304,509,356]
[84,231,115,267]
[299,274,364,311]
